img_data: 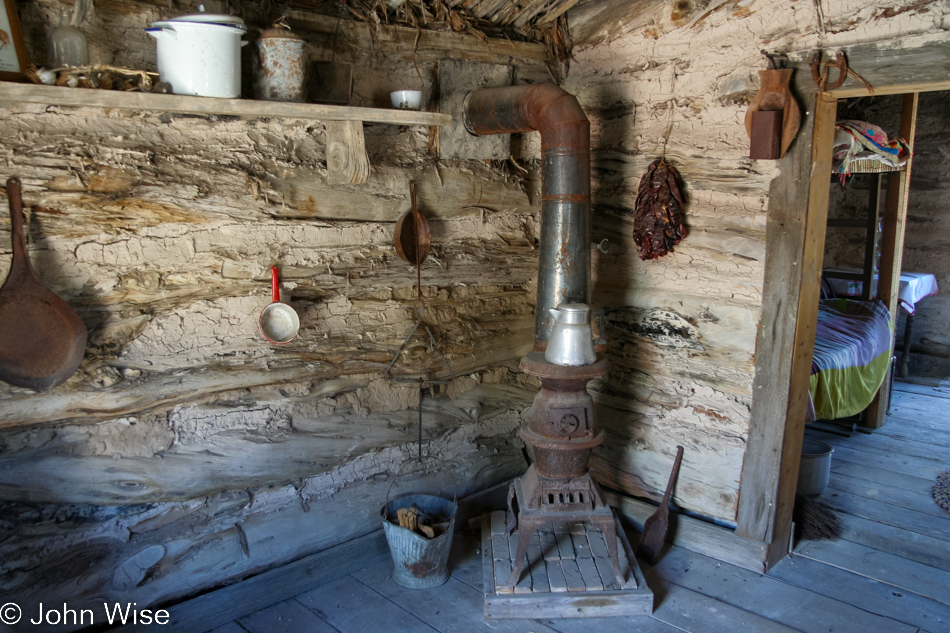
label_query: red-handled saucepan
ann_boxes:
[0,177,87,389]
[258,265,299,344]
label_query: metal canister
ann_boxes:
[253,27,307,102]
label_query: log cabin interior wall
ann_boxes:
[564,0,949,530]
[0,0,948,611]
[0,0,552,610]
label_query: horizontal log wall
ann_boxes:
[0,0,552,613]
[564,0,948,523]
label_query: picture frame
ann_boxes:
[0,0,29,82]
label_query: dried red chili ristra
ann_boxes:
[633,158,688,260]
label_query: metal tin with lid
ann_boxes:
[253,27,307,102]
[146,6,248,98]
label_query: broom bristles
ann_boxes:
[794,492,842,541]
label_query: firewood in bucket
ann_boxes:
[633,158,688,260]
[395,505,449,539]
[397,507,418,532]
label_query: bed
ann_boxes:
[807,297,893,422]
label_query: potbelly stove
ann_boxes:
[501,351,624,590]
[464,83,646,602]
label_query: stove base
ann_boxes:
[481,511,653,618]
[503,468,626,589]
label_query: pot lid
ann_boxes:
[260,26,303,40]
[149,4,246,30]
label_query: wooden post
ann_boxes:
[864,92,919,429]
[325,120,371,185]
[860,175,883,301]
[736,92,837,561]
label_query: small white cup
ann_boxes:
[390,90,422,110]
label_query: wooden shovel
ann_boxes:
[637,445,684,564]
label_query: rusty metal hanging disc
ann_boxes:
[394,181,431,266]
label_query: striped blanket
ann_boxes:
[809,298,893,421]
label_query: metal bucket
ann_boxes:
[381,491,457,588]
[798,438,834,496]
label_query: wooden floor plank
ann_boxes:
[238,598,337,633]
[527,549,550,592]
[559,558,586,592]
[885,404,938,420]
[575,556,604,591]
[880,416,950,437]
[545,558,569,592]
[831,459,935,495]
[541,532,559,560]
[451,528,488,591]
[872,416,950,445]
[824,443,944,481]
[555,530,576,559]
[820,485,950,542]
[836,511,950,571]
[539,615,682,633]
[893,382,950,399]
[641,566,801,633]
[508,532,532,593]
[296,575,439,633]
[816,425,947,455]
[808,426,950,463]
[796,538,950,606]
[206,624,248,633]
[571,532,593,559]
[351,559,562,633]
[825,470,947,518]
[112,530,388,633]
[770,554,950,632]
[494,557,514,593]
[491,511,507,534]
[885,405,950,429]
[653,546,917,633]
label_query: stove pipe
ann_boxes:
[464,83,590,351]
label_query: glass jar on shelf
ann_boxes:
[48,7,88,68]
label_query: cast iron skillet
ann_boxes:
[394,181,431,267]
[0,177,87,390]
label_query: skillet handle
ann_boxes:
[5,177,33,283]
[270,265,281,303]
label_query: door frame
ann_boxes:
[734,36,950,569]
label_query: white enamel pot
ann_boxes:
[147,10,247,98]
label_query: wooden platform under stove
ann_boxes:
[481,510,654,618]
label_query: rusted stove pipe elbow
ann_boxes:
[465,83,591,351]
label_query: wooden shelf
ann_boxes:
[0,81,452,126]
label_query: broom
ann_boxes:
[793,492,842,541]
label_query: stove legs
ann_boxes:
[503,515,545,590]
[593,514,624,585]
